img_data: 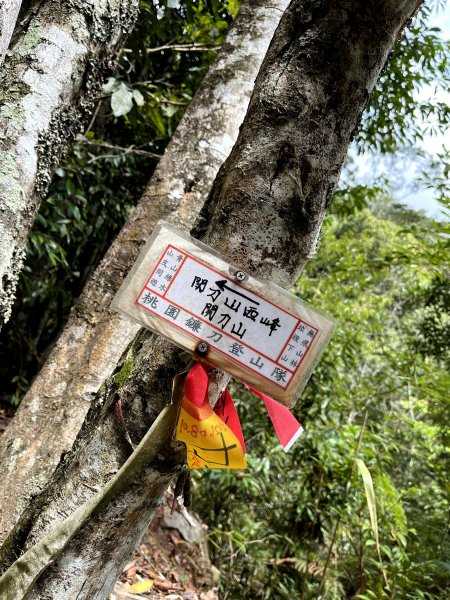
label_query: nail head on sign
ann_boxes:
[197,342,209,354]
[235,271,247,282]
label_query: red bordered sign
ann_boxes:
[112,222,335,407]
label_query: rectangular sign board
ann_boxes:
[112,222,335,407]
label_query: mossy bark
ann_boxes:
[0,0,422,598]
[0,0,139,326]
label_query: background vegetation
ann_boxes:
[196,196,450,599]
[0,1,448,598]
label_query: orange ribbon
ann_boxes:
[176,362,303,470]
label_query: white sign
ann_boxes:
[112,222,335,407]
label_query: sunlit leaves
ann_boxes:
[356,1,450,153]
[111,83,134,116]
[193,200,450,599]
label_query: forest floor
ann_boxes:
[0,402,219,600]
[110,498,219,600]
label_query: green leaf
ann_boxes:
[111,83,134,117]
[355,458,390,589]
[355,459,380,553]
[161,103,178,118]
[102,77,119,94]
[132,89,145,107]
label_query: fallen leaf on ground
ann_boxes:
[153,579,180,591]
[129,579,154,593]
[199,590,219,600]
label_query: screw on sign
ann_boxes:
[234,271,247,282]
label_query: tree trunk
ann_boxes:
[194,0,422,278]
[0,0,22,66]
[0,0,421,598]
[0,0,139,326]
[0,0,288,557]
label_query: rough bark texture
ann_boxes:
[0,0,288,564]
[0,0,22,66]
[195,0,421,281]
[0,0,139,326]
[0,0,421,598]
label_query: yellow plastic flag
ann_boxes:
[176,362,246,470]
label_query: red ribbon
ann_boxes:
[183,362,303,455]
[244,384,303,451]
[213,387,246,454]
[178,362,246,470]
[184,363,246,452]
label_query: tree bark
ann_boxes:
[0,0,288,559]
[0,0,139,326]
[0,0,422,598]
[0,0,22,66]
[194,0,422,279]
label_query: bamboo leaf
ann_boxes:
[355,458,390,590]
[355,458,379,551]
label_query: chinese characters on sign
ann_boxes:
[112,222,335,406]
[136,244,318,391]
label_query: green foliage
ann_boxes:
[192,199,450,600]
[2,0,449,403]
[0,2,448,599]
[356,0,450,153]
[355,458,382,569]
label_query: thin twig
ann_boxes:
[84,100,101,135]
[301,470,324,599]
[121,43,219,54]
[79,140,161,162]
[146,42,220,53]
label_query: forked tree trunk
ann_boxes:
[0,0,288,556]
[0,0,421,598]
[0,0,139,326]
